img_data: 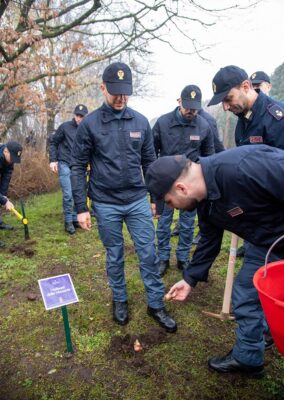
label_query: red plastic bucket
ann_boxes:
[253,235,284,356]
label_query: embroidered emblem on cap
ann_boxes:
[251,73,256,79]
[191,91,196,99]
[79,105,83,110]
[117,70,124,80]
[249,136,263,143]
[227,207,244,217]
[18,151,21,156]
[212,82,216,93]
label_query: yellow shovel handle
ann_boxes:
[10,207,28,225]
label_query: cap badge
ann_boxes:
[191,91,196,99]
[251,73,256,79]
[276,109,283,117]
[212,82,216,93]
[117,70,124,80]
[79,105,83,110]
[18,151,21,156]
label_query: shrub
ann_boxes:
[8,149,59,199]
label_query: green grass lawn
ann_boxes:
[0,191,283,400]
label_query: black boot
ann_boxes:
[113,301,128,325]
[0,222,14,230]
[208,351,264,377]
[158,260,169,277]
[65,222,76,235]
[147,306,177,333]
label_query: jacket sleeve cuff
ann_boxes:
[0,195,7,206]
[183,267,198,288]
[75,203,89,214]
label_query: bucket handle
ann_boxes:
[264,234,284,278]
[274,299,284,307]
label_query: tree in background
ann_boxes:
[270,63,284,102]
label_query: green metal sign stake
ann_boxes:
[61,305,74,353]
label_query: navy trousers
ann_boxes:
[232,242,283,366]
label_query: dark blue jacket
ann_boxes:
[49,119,78,165]
[71,103,156,212]
[152,107,215,161]
[235,92,284,149]
[198,109,225,153]
[183,145,284,287]
[0,144,13,205]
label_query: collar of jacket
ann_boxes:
[239,91,267,121]
[100,103,134,123]
[71,118,79,127]
[199,156,221,201]
[169,107,197,128]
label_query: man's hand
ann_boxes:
[77,212,92,231]
[166,279,192,301]
[4,199,14,211]
[49,162,58,174]
[151,203,160,219]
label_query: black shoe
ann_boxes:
[208,352,264,377]
[147,306,177,333]
[0,222,14,230]
[158,260,169,277]
[171,225,180,237]
[113,301,128,325]
[177,260,188,270]
[65,222,76,235]
[73,221,82,229]
[236,245,245,258]
[264,332,274,351]
[192,233,201,245]
[0,240,5,248]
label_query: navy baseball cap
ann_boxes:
[102,62,133,96]
[180,85,202,110]
[74,104,88,116]
[6,141,23,163]
[208,65,248,106]
[145,155,188,199]
[250,71,270,84]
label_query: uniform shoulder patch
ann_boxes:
[267,103,284,120]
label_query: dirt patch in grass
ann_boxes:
[9,240,36,258]
[108,326,168,357]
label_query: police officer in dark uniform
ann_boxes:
[207,65,284,149]
[71,62,176,332]
[153,85,215,276]
[145,145,284,376]
[0,141,23,248]
[236,69,272,258]
[170,86,224,240]
[250,70,272,95]
[49,104,88,234]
